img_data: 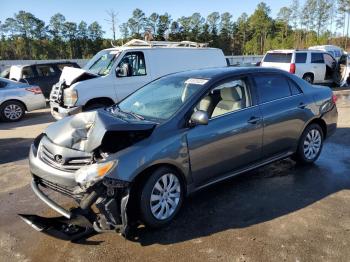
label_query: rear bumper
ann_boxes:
[50,101,82,120]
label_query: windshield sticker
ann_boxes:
[185,78,209,85]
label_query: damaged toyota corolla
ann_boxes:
[20,67,338,241]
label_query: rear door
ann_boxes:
[115,51,152,100]
[311,52,326,83]
[33,64,60,98]
[253,73,311,158]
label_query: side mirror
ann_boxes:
[190,110,209,126]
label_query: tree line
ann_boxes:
[0,0,349,60]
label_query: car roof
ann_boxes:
[267,49,324,53]
[11,61,77,68]
[166,67,288,80]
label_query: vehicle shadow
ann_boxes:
[0,138,33,164]
[0,108,53,130]
[127,129,350,246]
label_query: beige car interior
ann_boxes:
[197,79,250,118]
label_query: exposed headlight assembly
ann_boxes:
[75,160,117,186]
[63,89,78,107]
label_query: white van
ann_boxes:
[50,39,227,120]
[261,49,345,85]
[309,45,344,60]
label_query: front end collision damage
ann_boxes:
[20,109,158,241]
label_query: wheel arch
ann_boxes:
[83,97,115,109]
[302,72,315,81]
[0,99,27,111]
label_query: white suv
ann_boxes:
[261,50,337,84]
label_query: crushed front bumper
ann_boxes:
[19,177,131,241]
[50,101,82,120]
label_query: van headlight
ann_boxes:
[75,160,117,186]
[63,89,78,107]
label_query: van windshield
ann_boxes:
[264,53,292,63]
[110,74,208,122]
[84,50,120,76]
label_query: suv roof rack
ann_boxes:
[122,39,209,48]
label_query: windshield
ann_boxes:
[84,50,120,76]
[114,74,208,122]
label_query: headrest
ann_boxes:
[220,87,241,101]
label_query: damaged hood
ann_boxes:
[59,67,99,86]
[44,110,156,152]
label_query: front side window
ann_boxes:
[36,65,56,77]
[115,74,206,122]
[196,78,251,119]
[22,66,35,79]
[311,53,325,64]
[254,74,291,103]
[295,53,307,63]
[117,52,146,77]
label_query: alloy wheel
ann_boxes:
[4,104,23,120]
[150,173,181,220]
[303,129,322,160]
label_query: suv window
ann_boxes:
[36,65,57,77]
[295,53,307,63]
[57,63,76,71]
[311,53,325,64]
[117,52,146,77]
[288,80,302,95]
[254,74,291,103]
[22,66,35,78]
[264,53,292,63]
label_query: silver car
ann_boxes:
[0,77,46,121]
[20,67,337,240]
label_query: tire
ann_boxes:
[139,167,184,228]
[0,101,25,122]
[83,103,106,111]
[302,74,314,84]
[294,123,324,164]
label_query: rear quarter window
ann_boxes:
[295,53,307,63]
[263,53,292,63]
[254,74,292,103]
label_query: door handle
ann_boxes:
[298,102,307,109]
[247,116,261,124]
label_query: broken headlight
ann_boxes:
[75,160,117,186]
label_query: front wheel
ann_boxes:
[139,167,184,228]
[294,124,324,164]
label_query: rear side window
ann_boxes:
[311,53,325,64]
[263,53,292,63]
[22,66,35,78]
[254,74,291,103]
[295,53,307,63]
[36,65,57,77]
[288,80,302,95]
[0,80,7,88]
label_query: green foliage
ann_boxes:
[0,2,349,60]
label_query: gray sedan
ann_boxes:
[0,77,46,121]
[21,67,337,240]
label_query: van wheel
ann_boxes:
[0,101,25,122]
[84,103,106,111]
[303,74,314,84]
[294,124,324,164]
[139,167,184,228]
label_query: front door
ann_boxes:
[186,76,263,187]
[115,51,152,101]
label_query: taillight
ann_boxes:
[289,63,296,74]
[25,86,42,94]
[332,94,338,104]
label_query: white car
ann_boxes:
[50,39,227,120]
[261,49,342,85]
[0,78,46,121]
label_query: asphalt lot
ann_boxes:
[0,96,350,262]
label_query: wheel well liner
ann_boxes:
[84,97,115,109]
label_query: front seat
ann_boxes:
[211,87,242,117]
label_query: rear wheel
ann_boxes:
[139,167,184,228]
[0,101,25,122]
[294,124,324,164]
[302,73,314,84]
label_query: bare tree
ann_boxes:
[106,9,118,41]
